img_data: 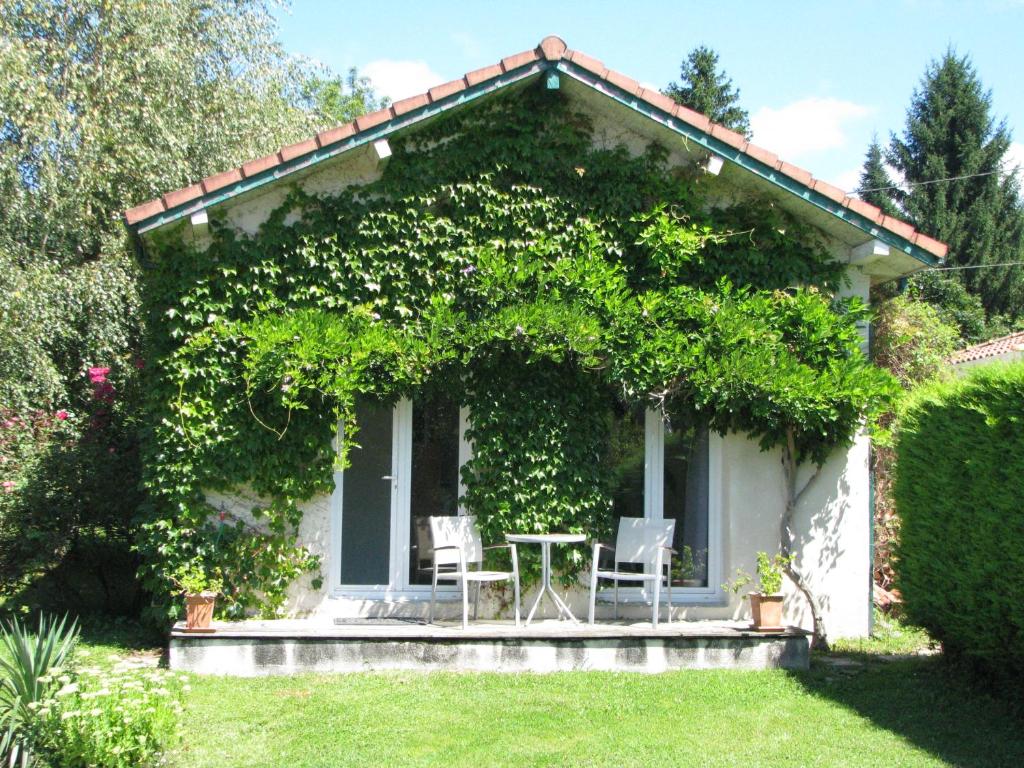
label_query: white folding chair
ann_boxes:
[588,517,675,628]
[428,516,521,629]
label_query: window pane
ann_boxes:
[341,398,393,585]
[605,407,646,573]
[409,393,461,585]
[663,423,709,588]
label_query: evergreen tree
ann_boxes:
[857,138,899,217]
[663,46,750,137]
[889,50,1024,318]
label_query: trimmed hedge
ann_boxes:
[894,362,1024,681]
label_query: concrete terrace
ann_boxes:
[170,618,811,675]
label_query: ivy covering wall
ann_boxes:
[140,84,896,618]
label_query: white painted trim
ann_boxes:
[189,209,209,236]
[391,398,412,589]
[457,406,471,515]
[328,423,344,595]
[644,408,662,520]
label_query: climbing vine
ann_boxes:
[139,85,895,620]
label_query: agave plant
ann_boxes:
[0,614,79,768]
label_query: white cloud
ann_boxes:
[1005,141,1024,175]
[830,168,863,195]
[362,59,445,102]
[749,98,873,161]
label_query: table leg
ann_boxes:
[524,543,547,625]
[523,541,581,625]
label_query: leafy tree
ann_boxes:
[302,67,390,127]
[888,50,1024,319]
[856,138,899,216]
[905,270,990,344]
[0,0,373,604]
[872,295,958,390]
[868,294,957,594]
[663,46,750,137]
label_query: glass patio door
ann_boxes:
[334,394,468,593]
[338,397,396,586]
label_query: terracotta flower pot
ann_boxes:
[185,593,216,631]
[750,593,784,631]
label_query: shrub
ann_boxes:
[0,613,79,767]
[894,362,1024,682]
[34,664,183,768]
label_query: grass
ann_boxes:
[829,610,937,656]
[67,617,1024,768]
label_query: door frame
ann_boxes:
[599,409,725,605]
[329,397,470,600]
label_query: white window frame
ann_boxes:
[329,398,471,601]
[599,409,725,605]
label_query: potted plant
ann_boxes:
[172,562,223,633]
[725,551,793,631]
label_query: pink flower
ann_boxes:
[55,410,68,421]
[2,481,14,493]
[134,358,145,370]
[88,366,110,384]
[219,511,227,522]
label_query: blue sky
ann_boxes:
[276,0,1024,193]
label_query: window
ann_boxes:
[605,408,720,601]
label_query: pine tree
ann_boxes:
[857,138,899,217]
[663,46,750,137]
[889,50,1024,318]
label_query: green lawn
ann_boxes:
[175,659,1022,768]
[74,621,1024,768]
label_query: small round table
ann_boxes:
[505,533,587,625]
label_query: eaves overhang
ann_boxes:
[125,36,946,270]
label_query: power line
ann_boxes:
[856,169,1002,195]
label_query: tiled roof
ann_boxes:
[123,35,948,261]
[949,330,1024,365]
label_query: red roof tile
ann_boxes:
[427,77,467,102]
[162,184,203,209]
[201,168,243,195]
[466,63,504,86]
[354,106,393,132]
[279,138,318,163]
[949,331,1024,365]
[565,49,607,77]
[316,123,357,147]
[391,93,431,117]
[539,35,567,60]
[241,153,282,178]
[811,179,847,205]
[122,34,949,262]
[501,49,540,72]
